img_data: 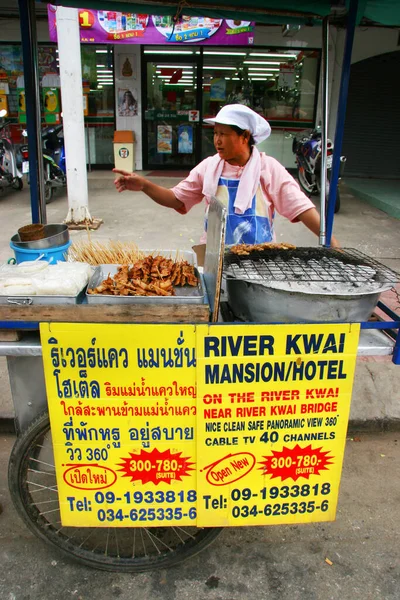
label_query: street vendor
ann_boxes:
[114,104,338,247]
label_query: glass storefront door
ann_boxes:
[142,52,201,169]
[82,45,115,168]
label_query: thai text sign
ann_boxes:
[48,9,254,45]
[40,322,359,528]
[41,324,197,527]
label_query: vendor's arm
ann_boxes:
[113,169,184,211]
[297,207,340,248]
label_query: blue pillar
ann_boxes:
[18,0,46,224]
[325,0,358,245]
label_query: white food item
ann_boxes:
[15,261,49,274]
[34,277,79,296]
[0,260,93,296]
[2,277,35,287]
[1,284,36,296]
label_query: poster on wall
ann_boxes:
[210,78,227,101]
[178,125,193,154]
[43,87,60,124]
[17,88,26,124]
[48,7,254,45]
[279,64,295,89]
[118,54,136,80]
[157,125,172,153]
[117,88,138,117]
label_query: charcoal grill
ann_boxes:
[224,247,400,323]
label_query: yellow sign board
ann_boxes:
[40,323,197,527]
[195,323,360,526]
[40,322,360,529]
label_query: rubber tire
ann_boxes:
[8,413,222,573]
[45,183,54,204]
[12,177,23,191]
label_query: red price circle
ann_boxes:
[79,10,95,28]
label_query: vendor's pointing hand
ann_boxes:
[113,169,145,193]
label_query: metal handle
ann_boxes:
[7,297,33,305]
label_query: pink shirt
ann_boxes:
[172,153,315,242]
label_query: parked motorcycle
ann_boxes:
[21,123,66,204]
[292,128,346,213]
[0,116,24,193]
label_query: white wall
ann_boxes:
[352,27,399,64]
[114,45,142,170]
[0,18,50,42]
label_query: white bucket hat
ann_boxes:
[204,104,271,144]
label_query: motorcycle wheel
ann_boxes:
[8,412,222,573]
[12,177,23,191]
[297,166,315,195]
[45,182,54,204]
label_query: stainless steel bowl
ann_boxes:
[226,278,392,323]
[11,224,69,249]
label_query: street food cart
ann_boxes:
[2,0,399,573]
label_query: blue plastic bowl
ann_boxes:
[10,240,71,264]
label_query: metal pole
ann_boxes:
[326,0,359,245]
[18,0,46,224]
[319,16,329,246]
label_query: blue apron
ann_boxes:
[206,176,274,246]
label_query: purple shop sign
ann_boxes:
[48,8,255,45]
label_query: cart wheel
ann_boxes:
[12,177,23,191]
[8,413,222,572]
[45,183,54,204]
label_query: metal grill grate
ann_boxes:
[224,247,400,285]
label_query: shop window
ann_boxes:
[0,43,115,165]
[201,48,320,159]
[81,45,115,166]
[143,48,200,169]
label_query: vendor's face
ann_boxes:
[213,124,249,163]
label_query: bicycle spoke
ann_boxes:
[170,526,185,544]
[28,468,56,476]
[27,481,58,493]
[29,457,56,469]
[174,526,196,540]
[9,415,220,571]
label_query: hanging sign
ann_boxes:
[48,8,254,45]
[40,322,360,530]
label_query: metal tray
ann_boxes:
[86,264,204,305]
[0,286,87,306]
